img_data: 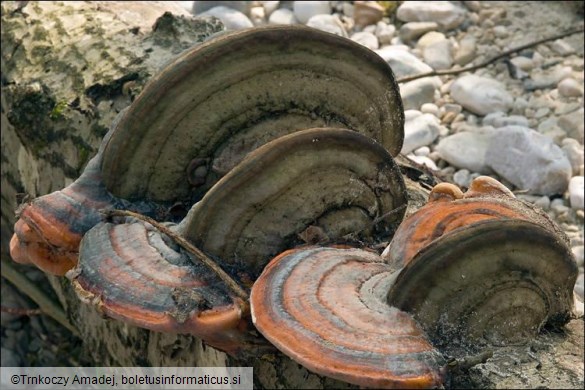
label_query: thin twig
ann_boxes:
[448,348,494,372]
[1,257,79,336]
[1,305,43,316]
[397,26,585,83]
[103,210,249,302]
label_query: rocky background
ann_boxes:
[1,1,583,388]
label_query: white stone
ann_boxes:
[450,75,513,115]
[178,1,195,12]
[558,78,584,97]
[492,115,530,128]
[510,56,534,71]
[250,6,266,26]
[572,245,584,268]
[408,155,439,170]
[550,39,576,56]
[575,274,584,300]
[417,31,446,49]
[262,1,280,16]
[558,108,584,144]
[375,21,395,45]
[485,126,572,195]
[454,35,476,66]
[562,138,584,175]
[193,1,251,14]
[199,6,253,29]
[293,1,331,24]
[375,46,433,79]
[453,169,471,188]
[350,31,379,50]
[400,77,441,111]
[404,109,423,122]
[399,22,438,42]
[396,1,466,30]
[414,146,431,156]
[421,103,439,116]
[401,113,441,154]
[423,39,453,70]
[569,176,584,210]
[306,14,347,37]
[436,130,493,173]
[268,8,297,24]
[493,25,508,38]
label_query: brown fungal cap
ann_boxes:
[101,25,404,203]
[383,176,549,271]
[387,219,577,351]
[250,246,446,389]
[71,220,254,354]
[383,177,578,352]
[180,128,408,279]
[9,156,118,275]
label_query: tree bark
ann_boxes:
[1,2,583,389]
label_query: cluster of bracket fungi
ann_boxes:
[10,26,579,388]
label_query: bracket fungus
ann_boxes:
[180,127,407,279]
[99,25,405,203]
[384,176,578,351]
[250,246,446,389]
[69,127,408,355]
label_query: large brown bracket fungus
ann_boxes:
[250,246,447,389]
[384,176,578,352]
[70,127,408,355]
[99,25,405,203]
[10,25,405,277]
[179,127,407,280]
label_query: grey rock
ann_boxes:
[558,108,584,143]
[493,115,530,128]
[375,46,433,79]
[453,169,471,188]
[397,1,466,30]
[454,35,476,66]
[306,14,347,37]
[350,31,379,50]
[293,1,331,24]
[268,8,297,24]
[558,78,584,97]
[450,75,513,115]
[423,38,453,70]
[401,113,441,154]
[533,196,551,210]
[399,22,438,42]
[569,176,584,210]
[436,130,493,173]
[199,6,253,29]
[400,77,441,111]
[562,138,584,175]
[485,126,572,195]
[193,1,251,14]
[407,155,439,170]
[549,39,576,56]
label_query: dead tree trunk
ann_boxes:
[1,2,583,389]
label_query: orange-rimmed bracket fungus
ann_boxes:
[384,176,578,353]
[69,127,409,356]
[250,246,446,389]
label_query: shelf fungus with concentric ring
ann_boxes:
[250,246,447,389]
[68,127,408,356]
[383,176,578,351]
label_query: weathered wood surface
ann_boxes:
[1,2,583,389]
